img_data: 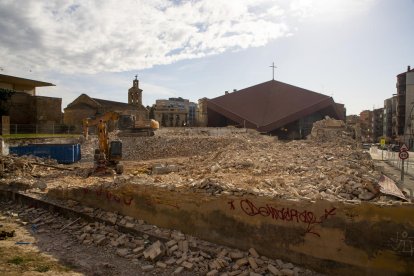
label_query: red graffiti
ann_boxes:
[238,199,336,237]
[228,200,235,210]
[82,187,133,207]
[123,196,133,206]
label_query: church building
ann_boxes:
[63,76,148,129]
[206,79,345,139]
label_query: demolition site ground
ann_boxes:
[0,121,412,276]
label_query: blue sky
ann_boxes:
[1,0,413,115]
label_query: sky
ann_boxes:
[0,0,413,115]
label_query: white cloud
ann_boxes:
[0,0,374,76]
[0,0,291,74]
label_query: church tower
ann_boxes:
[128,75,143,106]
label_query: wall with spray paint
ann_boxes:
[49,183,414,276]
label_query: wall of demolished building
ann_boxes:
[49,183,414,276]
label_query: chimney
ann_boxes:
[225,91,229,95]
[408,65,411,72]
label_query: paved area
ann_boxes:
[370,147,414,200]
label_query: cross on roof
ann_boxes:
[135,75,138,80]
[270,62,277,80]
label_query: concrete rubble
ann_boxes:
[1,120,412,275]
[0,119,408,204]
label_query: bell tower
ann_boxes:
[128,75,143,106]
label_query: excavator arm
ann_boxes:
[83,111,120,138]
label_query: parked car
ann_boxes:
[391,145,400,152]
[362,143,371,150]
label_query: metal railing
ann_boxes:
[370,146,414,176]
[1,123,81,135]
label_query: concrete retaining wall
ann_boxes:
[48,184,414,275]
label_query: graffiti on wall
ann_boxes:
[229,198,336,237]
[83,187,133,206]
[389,231,414,257]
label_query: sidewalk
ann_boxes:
[369,148,414,199]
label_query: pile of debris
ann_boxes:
[121,136,246,161]
[0,155,66,178]
[0,155,77,191]
[1,119,407,203]
[309,117,357,146]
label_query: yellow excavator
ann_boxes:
[82,112,159,175]
[83,112,124,174]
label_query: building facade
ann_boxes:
[153,97,197,127]
[0,74,62,134]
[383,97,397,140]
[401,66,414,147]
[359,110,373,142]
[372,108,383,142]
[196,98,208,127]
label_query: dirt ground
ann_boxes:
[0,209,79,275]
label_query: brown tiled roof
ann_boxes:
[92,98,131,109]
[92,98,148,111]
[208,80,342,132]
[0,74,55,87]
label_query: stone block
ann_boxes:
[268,264,280,275]
[230,252,244,259]
[173,267,184,274]
[143,240,166,261]
[141,265,154,272]
[156,261,167,268]
[280,268,294,276]
[166,239,177,247]
[248,248,259,258]
[248,257,258,269]
[165,258,176,265]
[116,248,130,257]
[207,269,219,276]
[133,246,145,253]
[236,258,248,267]
[169,244,179,252]
[178,240,189,253]
[181,261,194,270]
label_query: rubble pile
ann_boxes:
[0,155,61,178]
[309,117,356,146]
[0,120,404,203]
[1,201,322,276]
[67,123,399,201]
[139,137,389,202]
[121,136,245,161]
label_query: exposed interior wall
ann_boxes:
[48,184,414,276]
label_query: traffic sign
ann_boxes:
[400,144,409,152]
[380,138,385,146]
[399,151,409,160]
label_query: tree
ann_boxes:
[0,88,15,116]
